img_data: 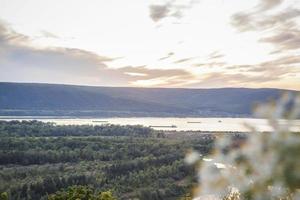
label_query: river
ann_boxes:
[1,116,300,132]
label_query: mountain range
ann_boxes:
[0,82,296,117]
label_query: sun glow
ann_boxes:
[0,0,299,90]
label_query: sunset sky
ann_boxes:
[0,0,299,90]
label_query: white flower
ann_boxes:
[190,94,300,200]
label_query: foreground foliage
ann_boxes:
[189,94,300,200]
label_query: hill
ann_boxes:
[0,82,295,117]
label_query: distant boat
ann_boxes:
[150,125,177,128]
[92,120,108,123]
[218,120,222,123]
[187,121,201,123]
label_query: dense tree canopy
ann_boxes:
[0,120,214,200]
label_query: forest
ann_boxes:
[0,120,214,200]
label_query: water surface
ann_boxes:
[1,116,300,132]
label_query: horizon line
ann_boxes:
[0,81,299,92]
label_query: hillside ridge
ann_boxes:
[0,82,295,117]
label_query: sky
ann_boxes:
[0,0,299,90]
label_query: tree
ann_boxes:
[98,191,116,200]
[0,192,8,200]
[48,186,117,200]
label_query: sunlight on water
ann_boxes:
[1,117,300,132]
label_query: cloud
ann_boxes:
[0,23,107,84]
[230,0,300,53]
[0,22,116,82]
[263,55,300,66]
[207,51,224,60]
[225,64,256,71]
[173,57,195,63]
[230,0,299,32]
[192,51,226,67]
[131,75,196,87]
[193,61,226,67]
[225,55,300,78]
[149,4,170,22]
[120,66,192,78]
[0,21,195,87]
[149,0,199,22]
[231,7,300,32]
[119,65,195,87]
[124,72,147,77]
[257,0,283,11]
[256,55,300,75]
[40,30,60,39]
[0,21,29,46]
[231,13,253,32]
[159,52,174,60]
[189,53,300,88]
[259,25,300,51]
